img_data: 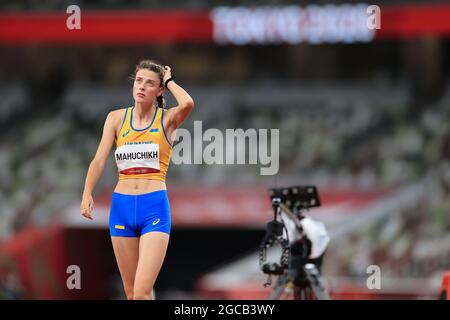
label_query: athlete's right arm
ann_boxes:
[80,110,118,220]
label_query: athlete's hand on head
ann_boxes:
[80,194,94,220]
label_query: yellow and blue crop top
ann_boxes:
[114,106,172,182]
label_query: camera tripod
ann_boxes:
[259,186,331,300]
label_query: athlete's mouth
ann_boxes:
[137,93,146,98]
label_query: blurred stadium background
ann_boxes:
[0,0,449,300]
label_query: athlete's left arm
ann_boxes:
[163,67,195,132]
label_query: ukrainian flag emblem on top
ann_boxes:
[149,128,159,133]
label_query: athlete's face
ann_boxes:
[133,69,164,104]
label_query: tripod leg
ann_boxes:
[269,275,290,300]
[303,264,331,300]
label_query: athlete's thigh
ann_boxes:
[134,232,170,292]
[111,236,140,293]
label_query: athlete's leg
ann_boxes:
[111,236,140,300]
[133,231,170,300]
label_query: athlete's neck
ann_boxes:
[134,102,155,121]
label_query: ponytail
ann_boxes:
[156,95,164,108]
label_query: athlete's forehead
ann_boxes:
[135,69,160,82]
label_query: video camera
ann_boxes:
[260,185,326,276]
[268,185,321,213]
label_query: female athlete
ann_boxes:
[80,60,194,300]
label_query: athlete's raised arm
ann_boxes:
[162,66,195,136]
[80,110,118,220]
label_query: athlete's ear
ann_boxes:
[157,85,164,96]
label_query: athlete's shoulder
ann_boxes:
[102,107,128,134]
[106,107,128,122]
[109,106,129,116]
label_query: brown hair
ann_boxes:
[131,59,165,108]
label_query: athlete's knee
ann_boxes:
[133,287,154,300]
[124,287,134,300]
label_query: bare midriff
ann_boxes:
[114,179,166,195]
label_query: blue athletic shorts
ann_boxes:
[109,190,171,237]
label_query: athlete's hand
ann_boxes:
[80,194,94,220]
[163,65,172,84]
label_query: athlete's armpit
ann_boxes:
[164,101,194,135]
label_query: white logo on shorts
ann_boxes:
[152,218,160,225]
